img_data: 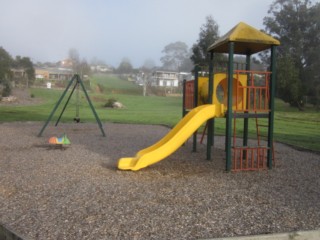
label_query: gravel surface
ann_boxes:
[0,122,319,240]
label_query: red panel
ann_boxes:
[185,81,194,109]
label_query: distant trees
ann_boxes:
[68,48,91,76]
[160,41,190,71]
[276,55,301,107]
[263,0,320,108]
[12,56,35,87]
[141,59,155,70]
[90,57,107,66]
[140,58,156,84]
[154,4,320,110]
[159,16,223,72]
[117,58,134,74]
[191,15,223,67]
[0,47,36,97]
[0,47,13,97]
[77,59,91,76]
[68,48,80,67]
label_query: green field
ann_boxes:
[0,74,319,151]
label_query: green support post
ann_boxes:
[38,75,77,137]
[243,54,251,150]
[192,66,199,152]
[207,52,214,160]
[267,46,277,169]
[55,79,79,126]
[226,42,234,172]
[77,75,106,137]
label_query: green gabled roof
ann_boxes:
[208,22,280,54]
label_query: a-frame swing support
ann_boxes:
[38,74,106,137]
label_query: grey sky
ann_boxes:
[0,0,274,67]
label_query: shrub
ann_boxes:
[104,98,117,108]
[1,80,12,97]
[97,83,104,93]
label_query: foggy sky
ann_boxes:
[0,0,274,68]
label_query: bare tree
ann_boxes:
[160,41,189,71]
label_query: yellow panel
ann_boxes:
[208,22,280,54]
[198,73,247,111]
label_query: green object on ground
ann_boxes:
[59,134,70,145]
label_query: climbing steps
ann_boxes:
[255,117,276,167]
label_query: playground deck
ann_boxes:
[0,122,319,239]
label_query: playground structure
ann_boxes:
[184,70,275,172]
[119,22,280,171]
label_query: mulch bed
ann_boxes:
[0,122,319,239]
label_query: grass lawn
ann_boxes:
[0,74,319,151]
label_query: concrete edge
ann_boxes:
[205,229,320,240]
[0,223,25,240]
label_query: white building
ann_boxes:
[152,71,179,87]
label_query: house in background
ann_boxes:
[35,68,49,80]
[90,64,114,73]
[151,71,179,87]
[11,68,26,79]
[35,68,73,81]
[11,68,28,87]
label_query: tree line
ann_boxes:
[1,0,319,109]
[0,47,92,98]
[158,0,319,109]
[0,47,35,97]
[264,0,320,109]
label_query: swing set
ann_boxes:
[38,74,106,137]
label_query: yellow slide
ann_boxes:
[118,104,224,171]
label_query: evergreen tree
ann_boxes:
[0,47,13,97]
[191,15,223,68]
[117,58,133,74]
[13,56,35,87]
[263,0,320,108]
